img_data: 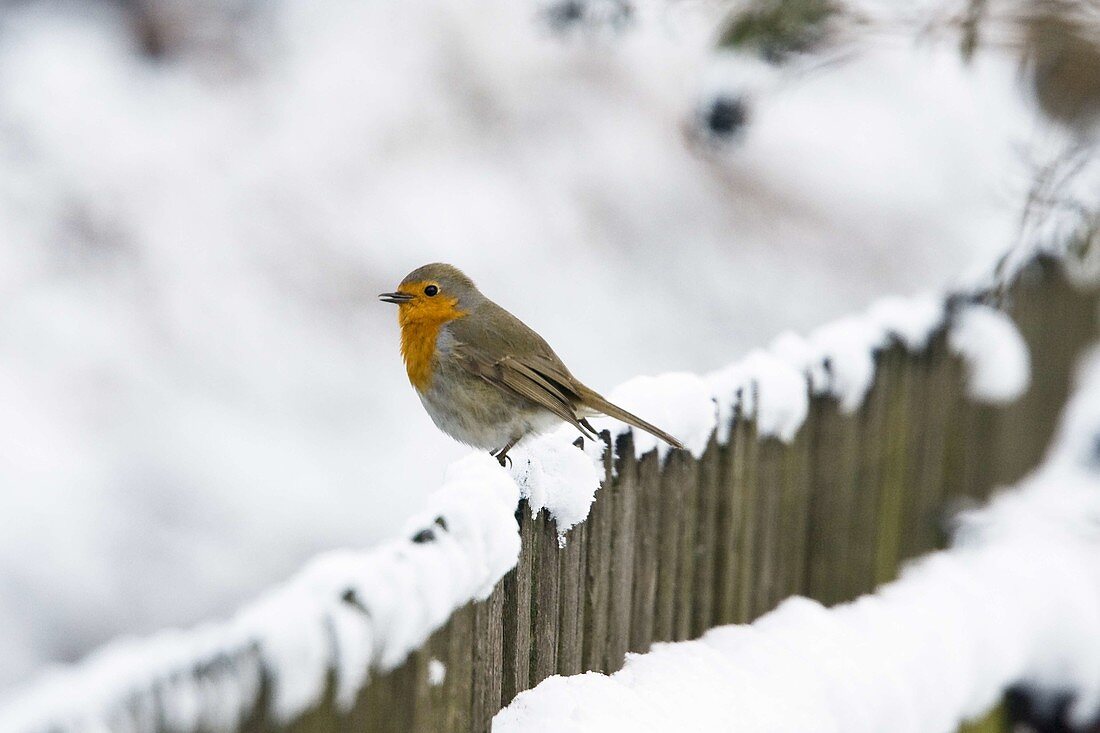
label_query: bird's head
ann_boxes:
[379,263,480,327]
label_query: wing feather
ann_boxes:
[446,302,680,449]
[454,344,597,440]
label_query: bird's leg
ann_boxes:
[579,418,611,449]
[578,418,611,452]
[493,436,522,468]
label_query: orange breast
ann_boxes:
[400,319,443,392]
[396,286,467,392]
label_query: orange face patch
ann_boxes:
[395,281,467,391]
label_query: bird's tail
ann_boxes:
[575,384,685,451]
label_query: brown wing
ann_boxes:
[449,300,682,449]
[453,343,598,440]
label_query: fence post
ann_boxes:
[501,505,535,705]
[607,434,641,668]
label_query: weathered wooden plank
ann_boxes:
[898,335,959,560]
[556,519,586,676]
[941,334,971,512]
[406,644,437,733]
[501,505,535,706]
[608,433,641,668]
[849,349,891,599]
[712,414,745,625]
[654,450,688,641]
[673,449,699,638]
[356,666,406,733]
[582,436,614,673]
[898,343,942,560]
[804,395,860,606]
[471,584,504,733]
[873,347,913,586]
[752,436,784,618]
[418,623,455,733]
[778,415,812,601]
[673,449,701,641]
[628,445,661,654]
[957,401,998,503]
[691,435,723,637]
[529,511,561,686]
[442,604,474,733]
[734,419,760,624]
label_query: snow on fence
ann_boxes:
[496,343,1100,731]
[1,258,1096,733]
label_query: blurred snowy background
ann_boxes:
[0,0,1094,694]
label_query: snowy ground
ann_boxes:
[0,0,1055,691]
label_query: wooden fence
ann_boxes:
[268,258,1097,733]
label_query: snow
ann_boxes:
[0,0,1072,694]
[0,276,1041,733]
[0,245,1043,732]
[509,426,605,540]
[494,348,1100,733]
[865,294,946,352]
[0,454,520,732]
[949,304,1032,403]
[592,373,716,460]
[705,291,954,445]
[743,350,811,443]
[706,348,809,443]
[428,659,447,687]
[805,315,887,413]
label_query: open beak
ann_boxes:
[378,292,414,304]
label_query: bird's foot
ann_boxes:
[492,436,521,468]
[493,450,513,468]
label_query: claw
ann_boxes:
[492,436,521,468]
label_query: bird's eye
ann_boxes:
[424,285,439,297]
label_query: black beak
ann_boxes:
[379,292,414,304]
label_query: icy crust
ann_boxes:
[495,350,1100,733]
[0,454,521,733]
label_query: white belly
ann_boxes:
[417,384,562,451]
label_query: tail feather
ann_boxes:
[575,384,685,451]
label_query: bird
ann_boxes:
[380,263,685,466]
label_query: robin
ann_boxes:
[380,263,685,465]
